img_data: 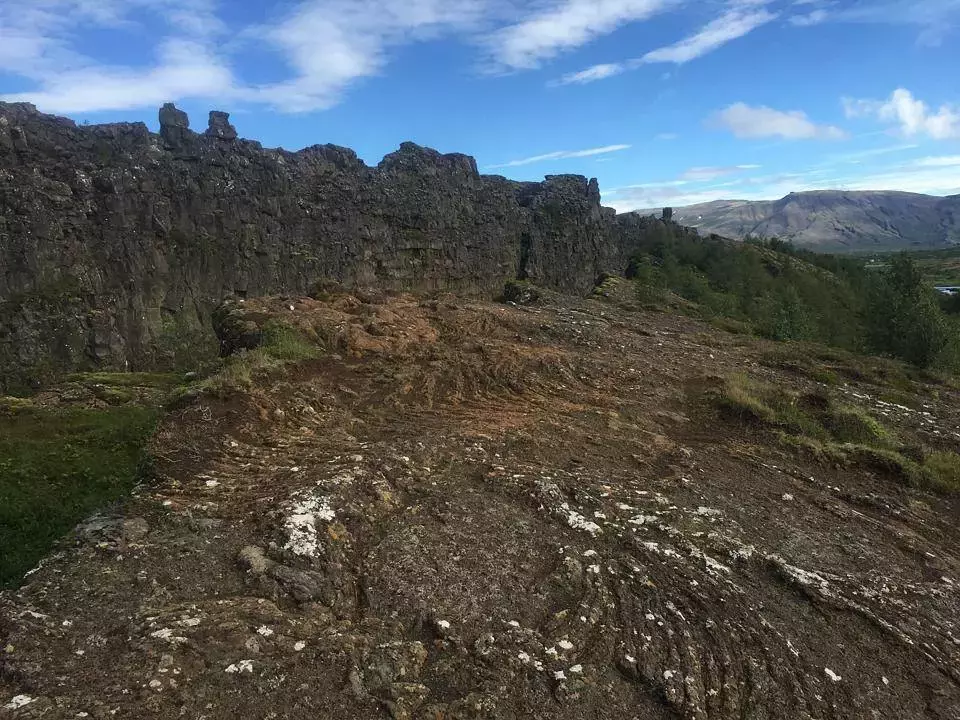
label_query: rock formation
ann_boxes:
[0,102,676,389]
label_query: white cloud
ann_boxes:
[486,0,676,71]
[843,89,960,140]
[0,0,489,114]
[555,63,627,85]
[681,164,761,181]
[784,0,960,44]
[641,4,776,64]
[789,9,829,26]
[911,155,960,168]
[488,144,631,168]
[247,0,486,112]
[711,102,847,140]
[549,0,775,85]
[2,39,234,114]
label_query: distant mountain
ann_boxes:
[640,191,960,253]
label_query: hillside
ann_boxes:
[1,288,958,719]
[645,191,960,252]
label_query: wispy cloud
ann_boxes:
[711,102,848,140]
[788,0,960,44]
[823,142,920,165]
[843,88,960,140]
[910,155,960,168]
[681,164,761,181]
[487,144,632,169]
[556,62,628,85]
[0,0,494,114]
[640,2,776,64]
[485,0,677,71]
[552,0,775,85]
[246,0,486,112]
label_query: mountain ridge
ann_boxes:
[641,190,960,252]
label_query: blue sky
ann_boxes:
[1,0,959,211]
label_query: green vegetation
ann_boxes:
[0,403,158,587]
[626,226,960,372]
[712,373,959,495]
[200,321,320,396]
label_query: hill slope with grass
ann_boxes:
[1,285,958,719]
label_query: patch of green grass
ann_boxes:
[810,368,841,385]
[823,405,893,446]
[715,373,777,425]
[0,405,158,588]
[716,372,958,496]
[201,321,320,396]
[923,451,960,494]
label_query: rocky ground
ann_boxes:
[2,288,959,719]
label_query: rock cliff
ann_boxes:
[0,102,668,389]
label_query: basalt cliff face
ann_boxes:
[0,102,666,388]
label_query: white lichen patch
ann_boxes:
[557,639,574,651]
[768,555,831,591]
[569,664,583,674]
[256,626,274,637]
[225,660,254,674]
[294,641,306,651]
[437,620,451,630]
[563,506,602,536]
[4,695,35,710]
[824,668,842,682]
[283,493,335,557]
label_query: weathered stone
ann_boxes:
[0,102,695,389]
[158,102,190,145]
[211,300,268,356]
[205,111,237,141]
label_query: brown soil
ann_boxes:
[2,289,959,719]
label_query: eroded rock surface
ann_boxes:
[2,291,958,718]
[0,102,682,387]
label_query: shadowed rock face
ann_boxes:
[0,102,670,387]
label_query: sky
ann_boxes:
[1,0,959,212]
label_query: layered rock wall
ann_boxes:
[0,102,667,386]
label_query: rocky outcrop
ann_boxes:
[0,102,667,389]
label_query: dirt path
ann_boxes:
[2,291,959,719]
